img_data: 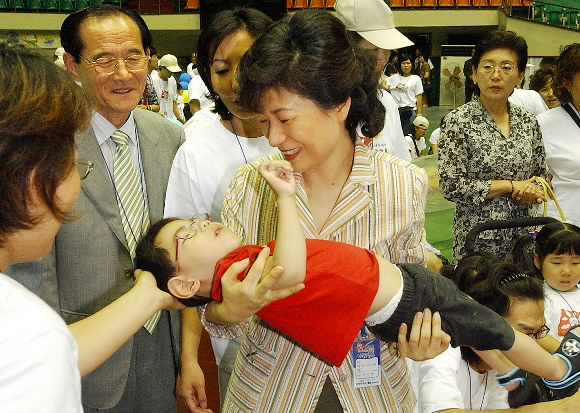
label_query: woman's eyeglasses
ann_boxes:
[527,324,550,340]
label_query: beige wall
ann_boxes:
[501,13,580,56]
[1,9,578,59]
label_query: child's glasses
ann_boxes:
[174,214,211,274]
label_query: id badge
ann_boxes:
[352,326,380,388]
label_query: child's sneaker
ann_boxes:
[542,327,580,399]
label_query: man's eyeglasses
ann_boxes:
[174,214,211,274]
[479,63,516,76]
[79,54,148,75]
[75,160,93,180]
[527,324,550,340]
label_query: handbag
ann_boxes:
[534,176,566,222]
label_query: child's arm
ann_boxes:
[258,160,306,289]
[502,328,569,381]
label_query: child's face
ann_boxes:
[537,253,580,292]
[156,218,243,296]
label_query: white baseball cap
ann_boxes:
[335,0,414,50]
[413,116,430,130]
[158,54,182,72]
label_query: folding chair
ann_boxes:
[389,0,405,7]
[438,0,455,6]
[307,0,324,7]
[472,0,488,6]
[456,0,471,7]
[489,0,503,6]
[422,0,437,7]
[406,0,421,7]
[184,0,199,9]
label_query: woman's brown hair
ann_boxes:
[0,44,90,246]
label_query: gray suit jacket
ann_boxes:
[42,109,184,408]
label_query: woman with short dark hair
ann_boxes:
[439,30,547,261]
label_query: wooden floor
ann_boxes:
[177,329,221,413]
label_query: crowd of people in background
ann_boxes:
[2,0,580,412]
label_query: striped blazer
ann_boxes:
[205,140,428,412]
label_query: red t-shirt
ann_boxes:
[212,239,379,366]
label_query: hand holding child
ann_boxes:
[259,160,296,198]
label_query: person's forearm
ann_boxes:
[486,179,512,200]
[436,392,580,412]
[173,102,185,124]
[181,307,203,365]
[271,195,306,288]
[416,94,423,114]
[69,284,166,376]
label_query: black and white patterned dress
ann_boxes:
[438,95,547,261]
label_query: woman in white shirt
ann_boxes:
[387,52,424,136]
[0,42,181,413]
[537,44,580,227]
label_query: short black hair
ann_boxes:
[61,4,152,63]
[238,9,384,141]
[196,7,273,120]
[473,30,527,73]
[135,218,213,307]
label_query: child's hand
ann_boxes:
[259,160,296,197]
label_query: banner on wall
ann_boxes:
[0,32,59,48]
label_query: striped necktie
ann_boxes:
[111,130,160,332]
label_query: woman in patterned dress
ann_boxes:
[438,30,547,262]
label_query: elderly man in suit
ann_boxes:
[56,5,184,412]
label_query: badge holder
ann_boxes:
[352,326,381,388]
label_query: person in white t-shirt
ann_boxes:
[387,52,424,136]
[405,115,429,159]
[186,51,199,77]
[428,126,440,154]
[164,9,280,411]
[153,54,185,123]
[509,87,548,116]
[337,0,413,160]
[187,73,212,116]
[0,43,182,413]
[410,253,580,412]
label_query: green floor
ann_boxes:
[414,106,456,263]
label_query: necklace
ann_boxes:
[548,283,580,327]
[229,119,248,164]
[466,361,488,410]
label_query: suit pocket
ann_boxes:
[60,309,90,324]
